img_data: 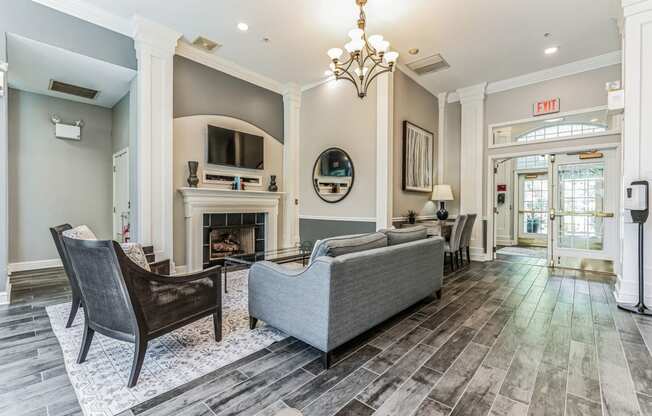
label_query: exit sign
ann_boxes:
[533,98,560,116]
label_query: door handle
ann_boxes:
[549,209,556,220]
[595,211,615,218]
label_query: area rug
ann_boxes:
[45,269,286,416]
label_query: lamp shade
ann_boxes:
[432,185,454,201]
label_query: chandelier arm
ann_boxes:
[362,66,392,94]
[337,72,363,96]
[339,57,357,75]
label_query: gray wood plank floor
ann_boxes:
[3,255,652,416]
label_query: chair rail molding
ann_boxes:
[458,82,489,261]
[133,16,181,268]
[616,0,652,304]
[0,62,8,303]
[283,84,302,247]
[376,72,394,230]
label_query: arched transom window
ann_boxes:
[516,123,607,144]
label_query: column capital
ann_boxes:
[456,82,487,104]
[437,92,448,110]
[283,83,302,105]
[133,15,181,57]
[623,0,652,17]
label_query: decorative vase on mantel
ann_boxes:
[268,175,279,192]
[187,161,199,188]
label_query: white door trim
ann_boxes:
[486,142,621,262]
[113,147,129,242]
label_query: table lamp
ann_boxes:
[432,185,454,220]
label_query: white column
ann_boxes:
[437,92,447,184]
[282,84,301,247]
[0,62,9,304]
[616,0,652,304]
[457,83,488,261]
[376,72,394,230]
[133,16,180,265]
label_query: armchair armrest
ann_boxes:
[149,258,170,275]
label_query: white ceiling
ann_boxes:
[48,0,621,94]
[6,33,136,108]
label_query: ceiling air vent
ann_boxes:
[49,80,99,100]
[406,54,450,75]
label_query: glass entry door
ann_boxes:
[550,150,618,272]
[517,173,548,246]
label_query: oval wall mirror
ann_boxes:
[312,148,355,203]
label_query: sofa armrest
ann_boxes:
[248,259,332,351]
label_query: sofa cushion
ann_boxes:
[120,243,151,272]
[309,232,388,263]
[381,226,428,246]
[62,225,97,241]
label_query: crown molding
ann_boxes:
[175,41,284,94]
[456,82,487,103]
[31,0,134,37]
[623,0,652,16]
[447,50,622,103]
[133,15,181,57]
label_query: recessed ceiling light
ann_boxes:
[237,22,249,32]
[408,48,420,55]
[544,46,559,55]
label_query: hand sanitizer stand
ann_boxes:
[618,181,651,315]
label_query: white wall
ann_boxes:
[300,80,377,220]
[442,101,461,216]
[172,115,284,266]
[8,89,114,263]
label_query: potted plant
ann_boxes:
[407,210,417,224]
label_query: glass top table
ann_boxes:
[223,244,312,292]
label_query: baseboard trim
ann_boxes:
[0,287,9,305]
[470,247,490,262]
[175,265,188,275]
[8,259,63,274]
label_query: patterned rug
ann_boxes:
[496,245,548,258]
[46,269,286,416]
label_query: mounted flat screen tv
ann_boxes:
[207,125,264,170]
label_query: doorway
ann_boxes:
[113,148,130,243]
[492,147,619,273]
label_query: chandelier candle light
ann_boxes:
[327,0,399,98]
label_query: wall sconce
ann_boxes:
[51,114,84,140]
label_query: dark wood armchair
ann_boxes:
[62,237,222,388]
[49,224,82,328]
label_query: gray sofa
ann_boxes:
[248,229,444,368]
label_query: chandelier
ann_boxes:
[326,0,399,99]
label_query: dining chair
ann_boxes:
[459,214,477,265]
[444,215,467,271]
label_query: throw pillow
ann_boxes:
[120,243,152,272]
[380,226,428,246]
[62,225,97,240]
[309,232,388,263]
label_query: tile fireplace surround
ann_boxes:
[179,187,283,272]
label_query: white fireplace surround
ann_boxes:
[179,187,283,272]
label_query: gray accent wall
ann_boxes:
[111,93,130,153]
[0,0,136,70]
[299,219,376,244]
[393,70,439,219]
[173,55,284,142]
[8,89,113,263]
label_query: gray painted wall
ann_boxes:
[0,0,136,70]
[111,92,130,153]
[173,55,284,142]
[299,219,376,244]
[300,80,377,221]
[8,89,113,263]
[442,102,461,216]
[393,69,439,219]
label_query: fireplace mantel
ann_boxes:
[179,187,285,272]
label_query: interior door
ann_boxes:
[517,172,549,246]
[550,149,618,271]
[113,149,130,243]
